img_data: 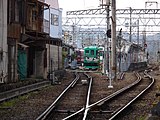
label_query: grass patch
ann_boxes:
[0,95,29,108]
[0,85,52,109]
[137,115,147,120]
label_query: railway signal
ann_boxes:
[107,29,111,38]
[144,43,147,48]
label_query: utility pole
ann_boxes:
[72,24,76,47]
[129,7,132,66]
[111,0,116,82]
[129,7,132,42]
[137,19,139,62]
[99,0,113,88]
[105,5,110,73]
[105,5,110,75]
[99,0,110,76]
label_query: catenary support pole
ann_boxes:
[111,0,116,81]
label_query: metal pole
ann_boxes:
[129,7,132,42]
[108,35,112,88]
[104,5,110,75]
[129,7,132,65]
[109,0,116,88]
[49,6,51,81]
[137,19,139,62]
[111,0,116,81]
[106,6,110,74]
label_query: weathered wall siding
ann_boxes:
[0,0,8,82]
[46,44,62,72]
[26,1,45,32]
[7,23,21,39]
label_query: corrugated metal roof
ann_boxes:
[119,39,142,54]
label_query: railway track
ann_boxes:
[0,80,50,103]
[36,72,92,120]
[0,71,74,104]
[0,69,155,120]
[89,71,154,119]
[62,70,154,120]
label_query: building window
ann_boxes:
[51,14,59,26]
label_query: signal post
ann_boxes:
[100,0,114,88]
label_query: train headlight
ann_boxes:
[93,58,98,62]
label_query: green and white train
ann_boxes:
[83,46,104,70]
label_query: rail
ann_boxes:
[63,72,141,119]
[62,72,93,120]
[36,72,79,120]
[109,70,155,119]
[0,81,50,103]
[83,74,92,120]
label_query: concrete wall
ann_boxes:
[46,44,62,72]
[35,50,45,78]
[0,0,7,83]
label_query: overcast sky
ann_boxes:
[59,0,159,16]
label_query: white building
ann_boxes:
[43,0,63,72]
[44,0,62,39]
[0,0,7,83]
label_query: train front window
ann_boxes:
[85,50,89,54]
[96,50,99,56]
[91,50,94,55]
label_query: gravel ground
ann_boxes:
[0,69,160,120]
[90,72,137,104]
[0,71,74,120]
[121,67,160,120]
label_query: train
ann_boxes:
[83,46,104,70]
[75,49,84,65]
